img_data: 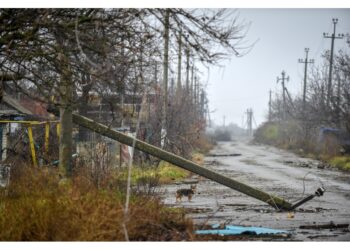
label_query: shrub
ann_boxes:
[0,165,193,241]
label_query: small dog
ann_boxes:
[176,185,196,202]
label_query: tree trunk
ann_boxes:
[58,52,73,177]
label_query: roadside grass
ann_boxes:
[118,161,190,185]
[254,122,350,172]
[0,147,209,240]
[157,161,190,183]
[0,165,193,241]
[329,156,350,171]
[123,151,204,185]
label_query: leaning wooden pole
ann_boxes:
[69,112,292,210]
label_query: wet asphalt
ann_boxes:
[161,139,350,241]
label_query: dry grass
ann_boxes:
[0,165,194,241]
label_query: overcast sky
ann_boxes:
[205,9,350,128]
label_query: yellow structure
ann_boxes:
[0,120,59,167]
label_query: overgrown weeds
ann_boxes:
[0,164,194,241]
[329,156,350,171]
[254,121,350,171]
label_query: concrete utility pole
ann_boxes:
[298,48,314,110]
[191,64,195,99]
[336,74,342,127]
[185,48,190,91]
[200,89,205,118]
[277,70,289,120]
[176,30,182,93]
[194,75,199,106]
[246,108,253,136]
[269,90,272,121]
[323,18,344,106]
[161,9,170,147]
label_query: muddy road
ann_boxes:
[161,140,350,241]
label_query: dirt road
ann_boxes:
[161,139,350,241]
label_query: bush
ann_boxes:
[0,165,193,241]
[254,122,280,145]
[212,129,231,141]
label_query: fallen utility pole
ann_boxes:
[67,111,292,210]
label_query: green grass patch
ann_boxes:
[329,156,350,171]
[118,161,190,185]
[263,124,279,141]
[157,161,190,184]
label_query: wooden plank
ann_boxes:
[27,124,38,167]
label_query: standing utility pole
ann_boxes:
[298,48,314,111]
[246,108,253,137]
[176,30,182,94]
[185,48,190,92]
[161,9,170,147]
[336,74,342,127]
[323,18,344,106]
[200,89,205,119]
[194,75,199,106]
[269,90,272,121]
[277,70,289,120]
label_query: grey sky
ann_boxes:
[206,9,350,128]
